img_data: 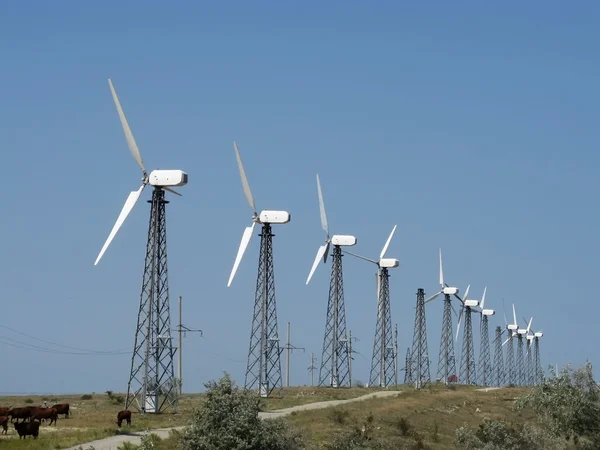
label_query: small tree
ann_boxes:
[179,373,304,450]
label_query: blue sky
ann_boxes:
[0,1,598,394]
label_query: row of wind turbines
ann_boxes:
[93,79,545,413]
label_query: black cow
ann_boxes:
[116,409,131,427]
[14,420,40,439]
[7,407,32,423]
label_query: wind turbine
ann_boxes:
[455,285,478,384]
[473,287,495,386]
[425,249,462,385]
[227,141,291,398]
[502,303,518,385]
[94,79,187,414]
[306,174,357,388]
[344,226,399,387]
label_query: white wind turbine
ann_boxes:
[472,287,495,386]
[501,303,519,386]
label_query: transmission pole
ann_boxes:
[282,322,305,387]
[493,326,505,387]
[437,294,457,384]
[478,313,492,387]
[308,353,317,386]
[319,246,350,388]
[411,288,430,388]
[176,295,202,395]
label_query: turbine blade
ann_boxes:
[323,241,331,264]
[107,79,146,175]
[306,244,327,285]
[163,187,182,196]
[527,317,533,333]
[480,286,487,309]
[316,174,329,237]
[227,222,256,287]
[424,292,441,303]
[94,184,145,265]
[502,337,510,346]
[462,284,470,303]
[379,225,397,260]
[233,141,256,214]
[376,270,381,301]
[439,248,444,287]
[512,304,517,326]
[455,308,463,342]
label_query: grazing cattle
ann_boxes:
[52,403,70,418]
[7,407,32,423]
[116,409,131,427]
[30,407,58,426]
[0,407,10,417]
[14,420,40,439]
[0,416,8,435]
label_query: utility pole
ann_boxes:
[308,353,317,386]
[175,295,202,395]
[282,322,305,387]
[348,330,360,386]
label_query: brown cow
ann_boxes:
[116,409,131,427]
[0,407,10,417]
[7,407,32,423]
[51,403,70,418]
[14,420,40,439]
[0,416,8,435]
[30,407,57,426]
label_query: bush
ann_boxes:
[330,408,351,424]
[81,394,93,400]
[24,398,33,404]
[179,372,304,450]
[396,417,411,436]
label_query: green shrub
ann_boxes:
[330,407,351,424]
[81,394,93,400]
[24,398,33,404]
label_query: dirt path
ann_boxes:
[63,391,402,450]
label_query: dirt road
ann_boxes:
[63,390,401,450]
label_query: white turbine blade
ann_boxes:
[455,308,464,342]
[502,337,510,346]
[480,286,487,309]
[107,79,146,174]
[163,187,182,196]
[316,174,329,237]
[512,304,517,326]
[233,141,256,214]
[306,244,327,285]
[379,225,397,260]
[227,222,256,287]
[94,184,145,265]
[438,248,443,286]
[376,270,381,301]
[323,241,331,264]
[424,291,441,303]
[461,284,471,304]
[527,317,533,333]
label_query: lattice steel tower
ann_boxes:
[525,338,534,386]
[457,286,477,385]
[403,347,412,384]
[227,142,290,398]
[475,287,493,386]
[493,326,505,386]
[505,334,515,385]
[533,333,543,384]
[410,288,431,388]
[93,79,187,414]
[306,175,358,388]
[515,334,525,386]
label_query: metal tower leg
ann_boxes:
[516,336,524,386]
[526,343,533,386]
[403,347,412,384]
[126,187,178,414]
[534,338,542,385]
[437,294,457,384]
[478,316,492,386]
[459,307,477,384]
[369,269,394,387]
[493,326,505,387]
[245,224,283,397]
[410,288,431,388]
[319,246,350,387]
[506,335,515,385]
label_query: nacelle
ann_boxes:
[379,258,399,268]
[259,210,291,224]
[443,286,458,295]
[517,329,527,335]
[149,170,188,187]
[332,235,357,246]
[535,332,543,338]
[482,309,495,316]
[464,300,479,308]
[507,324,518,330]
[527,335,534,341]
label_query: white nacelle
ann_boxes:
[379,258,399,268]
[331,235,357,246]
[443,286,458,295]
[464,300,479,307]
[149,170,188,187]
[517,329,527,335]
[482,309,495,316]
[527,335,534,341]
[259,210,291,224]
[535,332,543,338]
[508,324,518,330]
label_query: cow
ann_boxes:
[0,407,10,417]
[7,407,32,423]
[116,409,131,427]
[0,416,8,435]
[51,403,70,418]
[14,420,40,439]
[30,407,58,426]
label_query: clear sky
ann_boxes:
[0,1,598,394]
